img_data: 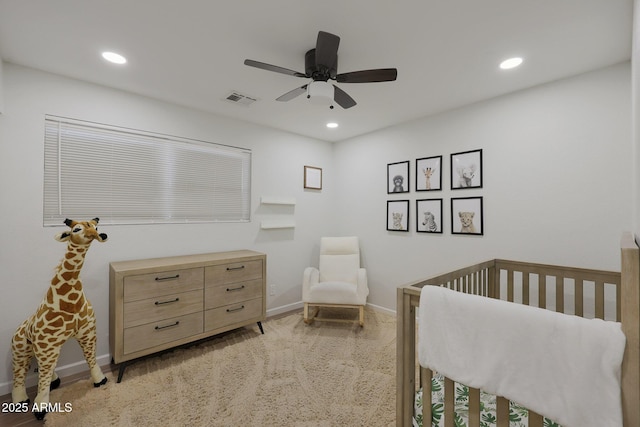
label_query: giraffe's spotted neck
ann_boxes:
[47,242,92,310]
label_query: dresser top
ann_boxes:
[110,249,265,274]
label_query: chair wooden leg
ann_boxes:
[304,303,311,324]
[359,305,364,327]
[304,303,318,324]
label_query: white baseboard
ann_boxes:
[266,301,304,317]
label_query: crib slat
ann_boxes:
[422,367,432,426]
[496,396,509,427]
[528,410,544,427]
[595,280,605,319]
[507,269,514,302]
[523,272,530,305]
[575,277,584,317]
[556,275,564,313]
[444,377,454,427]
[539,275,547,309]
[468,387,481,427]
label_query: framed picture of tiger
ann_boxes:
[387,200,409,232]
[416,199,443,233]
[451,197,483,235]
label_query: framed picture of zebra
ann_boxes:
[416,199,443,233]
[387,200,409,232]
[415,156,442,191]
[387,161,410,194]
[451,149,483,189]
[451,196,483,235]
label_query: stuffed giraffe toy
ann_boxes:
[11,218,108,420]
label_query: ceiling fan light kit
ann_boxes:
[307,81,334,106]
[244,31,398,109]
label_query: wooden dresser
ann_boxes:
[109,250,266,382]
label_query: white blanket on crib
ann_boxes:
[418,285,626,427]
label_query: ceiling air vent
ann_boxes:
[224,91,258,106]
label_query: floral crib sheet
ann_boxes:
[413,374,562,427]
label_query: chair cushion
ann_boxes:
[306,281,365,305]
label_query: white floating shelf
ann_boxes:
[260,196,296,205]
[260,219,296,229]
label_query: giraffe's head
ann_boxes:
[55,218,108,245]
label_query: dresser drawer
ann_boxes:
[124,289,203,328]
[204,297,262,331]
[205,260,262,287]
[123,311,203,355]
[205,278,262,310]
[124,268,204,302]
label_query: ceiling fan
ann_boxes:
[244,31,397,109]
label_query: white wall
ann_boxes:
[0,63,336,393]
[334,63,633,308]
[0,60,634,395]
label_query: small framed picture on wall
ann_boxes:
[415,156,442,191]
[387,200,409,231]
[416,199,443,233]
[451,196,483,235]
[387,161,410,194]
[451,149,483,189]
[304,165,322,190]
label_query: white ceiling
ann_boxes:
[0,0,633,142]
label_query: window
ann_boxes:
[44,116,251,226]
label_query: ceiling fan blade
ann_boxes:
[244,59,306,78]
[333,85,356,109]
[276,85,308,102]
[315,31,340,70]
[336,68,398,83]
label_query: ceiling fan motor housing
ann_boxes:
[305,49,337,80]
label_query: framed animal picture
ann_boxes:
[415,156,442,191]
[416,199,443,233]
[387,200,409,232]
[451,149,482,189]
[387,161,410,194]
[451,197,483,235]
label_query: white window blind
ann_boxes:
[44,116,251,226]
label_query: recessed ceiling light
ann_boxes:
[326,122,338,129]
[102,51,127,65]
[499,57,523,70]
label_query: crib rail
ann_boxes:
[396,258,623,427]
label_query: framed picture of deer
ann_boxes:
[416,156,442,191]
[451,196,483,235]
[387,200,409,232]
[451,149,483,189]
[387,161,410,194]
[416,199,443,233]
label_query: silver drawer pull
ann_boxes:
[155,321,180,330]
[226,265,245,271]
[226,285,245,292]
[155,297,180,305]
[226,305,245,313]
[155,274,180,282]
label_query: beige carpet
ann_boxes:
[44,308,396,427]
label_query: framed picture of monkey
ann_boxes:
[451,149,482,189]
[416,156,442,191]
[451,197,483,235]
[387,161,410,194]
